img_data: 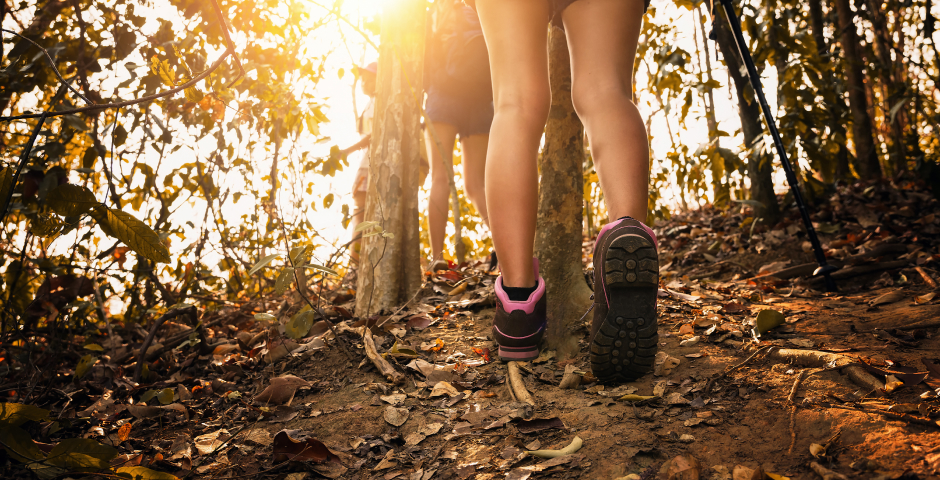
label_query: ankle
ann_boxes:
[502,283,537,302]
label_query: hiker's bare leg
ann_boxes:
[563,0,649,222]
[460,134,490,228]
[426,122,459,264]
[476,0,551,289]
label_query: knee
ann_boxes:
[494,85,551,132]
[572,78,634,123]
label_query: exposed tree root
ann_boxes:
[508,362,535,407]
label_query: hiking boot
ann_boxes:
[590,217,659,383]
[492,258,546,362]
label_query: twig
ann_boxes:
[915,266,937,289]
[0,49,234,121]
[1,29,93,105]
[0,112,47,224]
[508,362,535,407]
[786,369,808,454]
[133,306,198,383]
[362,327,403,384]
[704,345,774,394]
[208,0,246,87]
[92,275,116,359]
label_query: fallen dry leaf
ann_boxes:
[870,290,904,306]
[255,374,310,405]
[272,429,338,463]
[194,429,230,455]
[384,406,409,427]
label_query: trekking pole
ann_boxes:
[711,0,838,292]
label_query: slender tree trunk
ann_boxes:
[867,0,907,173]
[834,0,882,179]
[809,0,851,182]
[535,26,592,359]
[695,5,729,207]
[355,0,425,316]
[712,6,781,223]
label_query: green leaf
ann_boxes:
[0,403,50,426]
[254,313,276,321]
[91,205,171,264]
[157,388,175,405]
[0,167,14,204]
[83,343,105,352]
[75,354,97,380]
[354,220,379,233]
[0,424,45,463]
[82,147,99,169]
[248,254,280,276]
[115,465,181,480]
[275,267,295,295]
[285,308,314,339]
[289,245,308,267]
[46,184,98,217]
[301,263,339,277]
[45,438,118,471]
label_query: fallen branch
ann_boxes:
[507,362,535,407]
[767,348,884,395]
[362,328,403,384]
[810,462,849,480]
[807,259,909,287]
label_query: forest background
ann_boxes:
[1,0,939,335]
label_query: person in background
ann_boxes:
[424,0,495,272]
[345,63,430,265]
[344,62,377,263]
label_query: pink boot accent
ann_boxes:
[494,257,545,316]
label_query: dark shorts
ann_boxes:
[551,0,651,25]
[425,86,494,138]
[464,0,650,24]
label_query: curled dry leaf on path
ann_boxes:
[515,417,565,434]
[272,429,339,463]
[869,290,905,306]
[194,429,230,455]
[654,351,681,376]
[384,406,409,427]
[255,374,310,405]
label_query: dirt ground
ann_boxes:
[260,269,940,480]
[6,181,940,480]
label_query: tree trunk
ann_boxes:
[712,7,781,223]
[834,0,882,179]
[809,0,851,182]
[695,5,729,207]
[534,26,592,359]
[355,0,425,316]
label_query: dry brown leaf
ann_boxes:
[255,374,310,405]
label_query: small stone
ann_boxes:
[678,434,695,443]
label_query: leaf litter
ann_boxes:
[4,180,940,478]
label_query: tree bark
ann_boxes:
[534,26,592,359]
[833,0,882,179]
[354,0,425,316]
[712,7,781,223]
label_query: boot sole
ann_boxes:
[590,233,659,383]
